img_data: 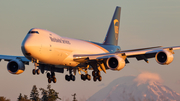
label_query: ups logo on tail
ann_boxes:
[114,19,119,40]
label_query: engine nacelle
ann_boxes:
[155,50,174,65]
[106,55,125,71]
[7,59,25,74]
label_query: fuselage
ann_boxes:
[21,28,120,67]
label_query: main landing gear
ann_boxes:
[80,71,102,82]
[65,68,76,81]
[78,67,91,81]
[92,70,102,82]
[81,74,91,81]
[47,72,57,83]
[65,74,75,81]
[78,66,102,82]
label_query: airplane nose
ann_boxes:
[21,40,32,56]
[21,35,41,59]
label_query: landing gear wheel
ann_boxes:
[81,74,84,80]
[82,74,86,81]
[53,77,57,83]
[98,76,102,81]
[67,76,70,81]
[65,75,68,80]
[32,69,36,75]
[48,78,51,83]
[93,76,97,82]
[47,73,51,78]
[86,74,91,81]
[65,75,70,81]
[97,71,101,76]
[36,69,40,75]
[92,71,95,76]
[71,75,75,81]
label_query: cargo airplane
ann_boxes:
[1,6,180,83]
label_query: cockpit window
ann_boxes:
[28,31,39,34]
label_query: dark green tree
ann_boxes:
[39,88,48,101]
[18,93,30,101]
[39,84,61,101]
[0,96,10,101]
[72,93,77,101]
[30,85,40,101]
[17,93,23,101]
[23,95,29,101]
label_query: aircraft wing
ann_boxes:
[73,46,180,63]
[0,55,30,64]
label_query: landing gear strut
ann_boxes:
[47,72,57,83]
[32,60,41,75]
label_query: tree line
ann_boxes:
[0,84,61,101]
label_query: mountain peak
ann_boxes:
[133,72,163,86]
[87,72,180,101]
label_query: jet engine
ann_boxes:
[7,59,25,74]
[155,50,174,65]
[106,55,125,71]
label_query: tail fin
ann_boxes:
[103,6,121,46]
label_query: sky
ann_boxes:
[0,0,180,100]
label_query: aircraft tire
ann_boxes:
[36,69,40,75]
[93,76,97,82]
[97,71,101,77]
[86,74,91,81]
[65,75,70,81]
[65,75,68,80]
[48,78,51,83]
[71,75,75,81]
[47,73,51,78]
[98,76,102,81]
[92,71,95,76]
[67,76,70,81]
[53,77,57,83]
[32,69,36,75]
[81,74,84,80]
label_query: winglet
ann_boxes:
[103,6,121,46]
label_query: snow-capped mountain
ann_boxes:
[87,73,180,101]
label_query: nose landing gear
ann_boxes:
[32,69,40,75]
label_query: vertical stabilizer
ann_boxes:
[103,6,121,46]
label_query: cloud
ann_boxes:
[133,72,163,86]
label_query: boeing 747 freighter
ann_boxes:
[0,6,180,83]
